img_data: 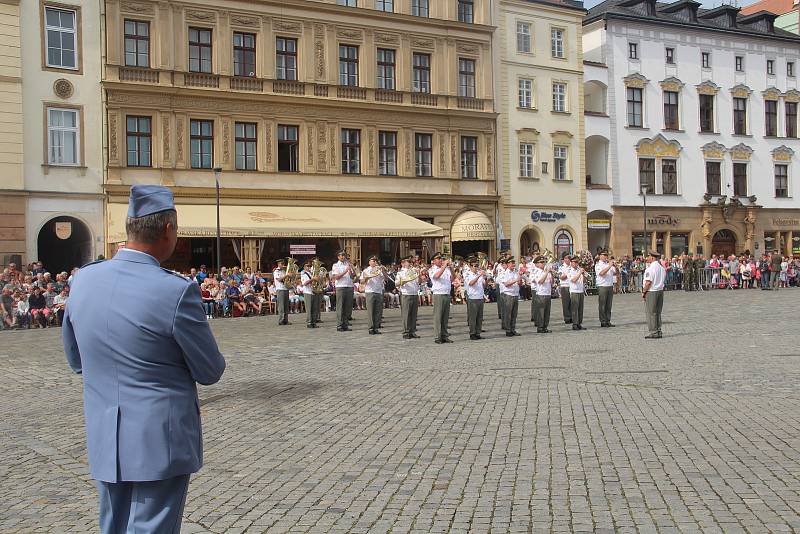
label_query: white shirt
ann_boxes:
[530,266,552,296]
[499,269,520,297]
[464,270,486,300]
[362,266,385,294]
[300,271,314,295]
[430,264,452,295]
[397,267,420,296]
[494,263,507,279]
[644,261,666,291]
[594,260,616,287]
[568,266,585,293]
[331,260,354,288]
[558,263,572,287]
[273,268,287,291]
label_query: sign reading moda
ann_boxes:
[531,210,567,223]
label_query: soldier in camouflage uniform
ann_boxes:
[693,254,706,290]
[682,253,694,291]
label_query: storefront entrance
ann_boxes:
[37,216,92,273]
[712,229,737,257]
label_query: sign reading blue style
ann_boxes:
[531,210,567,223]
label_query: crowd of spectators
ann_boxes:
[1,261,73,330]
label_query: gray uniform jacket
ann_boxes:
[62,248,226,483]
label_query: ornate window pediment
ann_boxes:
[772,145,794,161]
[702,141,726,159]
[660,76,684,92]
[762,87,781,101]
[623,73,648,89]
[635,134,681,158]
[730,84,752,99]
[695,80,720,95]
[784,89,800,102]
[729,143,753,161]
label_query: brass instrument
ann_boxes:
[396,266,420,286]
[477,252,489,271]
[285,257,299,286]
[311,258,328,293]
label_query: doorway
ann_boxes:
[711,229,737,258]
[37,216,92,273]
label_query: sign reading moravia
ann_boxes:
[773,218,799,226]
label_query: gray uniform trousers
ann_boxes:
[645,290,664,335]
[497,293,506,322]
[366,292,383,331]
[276,289,289,324]
[401,294,418,336]
[467,298,484,336]
[312,292,322,323]
[559,287,572,322]
[770,271,780,289]
[433,294,451,341]
[534,295,551,329]
[98,475,190,534]
[501,295,518,333]
[569,292,584,326]
[597,286,613,324]
[336,287,354,329]
[304,293,316,325]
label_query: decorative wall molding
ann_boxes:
[273,19,302,33]
[696,80,720,95]
[185,10,215,22]
[623,72,648,88]
[701,141,726,159]
[635,134,682,158]
[762,86,781,101]
[729,143,753,161]
[336,27,363,41]
[772,145,794,161]
[121,2,154,14]
[659,76,684,92]
[730,83,752,98]
[230,15,260,27]
[53,78,74,99]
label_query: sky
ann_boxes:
[583,0,759,9]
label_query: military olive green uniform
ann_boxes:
[693,258,705,290]
[682,257,694,291]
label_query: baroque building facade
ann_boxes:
[584,0,800,258]
[103,0,499,269]
[495,0,587,260]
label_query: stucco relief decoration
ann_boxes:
[273,19,302,33]
[744,210,756,241]
[784,89,800,102]
[486,137,493,177]
[231,15,259,27]
[265,124,272,165]
[406,131,413,171]
[701,211,712,238]
[659,77,684,92]
[701,141,726,160]
[762,87,781,101]
[317,124,327,169]
[185,10,215,22]
[53,78,74,99]
[695,80,720,95]
[307,126,314,166]
[314,25,325,80]
[451,135,457,171]
[223,121,230,164]
[109,114,118,161]
[635,134,682,158]
[411,38,435,49]
[329,126,336,168]
[457,42,479,55]
[162,116,170,161]
[369,130,375,171]
[772,145,794,162]
[375,33,399,45]
[336,28,363,41]
[121,2,154,14]
[439,133,446,172]
[176,118,184,162]
[623,73,648,89]
[729,83,752,99]
[729,143,753,161]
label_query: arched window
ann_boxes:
[554,229,573,259]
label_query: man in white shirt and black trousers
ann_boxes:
[464,259,487,340]
[594,250,617,328]
[430,253,454,344]
[642,250,666,339]
[557,256,573,324]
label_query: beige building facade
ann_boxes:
[495,0,587,260]
[103,0,500,270]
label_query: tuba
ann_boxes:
[285,257,299,286]
[311,258,328,293]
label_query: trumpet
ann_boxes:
[477,252,489,271]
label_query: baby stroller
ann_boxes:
[719,268,736,290]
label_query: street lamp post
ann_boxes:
[213,167,222,279]
[641,183,648,256]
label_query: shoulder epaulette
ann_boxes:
[161,268,190,282]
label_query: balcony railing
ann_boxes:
[376,89,404,103]
[337,86,367,100]
[184,72,219,88]
[313,84,329,97]
[119,67,159,84]
[457,97,484,111]
[411,93,438,106]
[230,77,263,92]
[273,80,305,95]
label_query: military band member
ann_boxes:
[273,259,290,325]
[430,253,453,344]
[361,255,386,335]
[526,256,538,324]
[643,251,666,339]
[331,250,355,332]
[494,256,508,322]
[397,256,420,339]
[464,260,487,340]
[499,257,521,336]
[558,256,573,324]
[595,250,616,327]
[568,256,586,330]
[693,254,705,291]
[530,256,553,333]
[300,261,318,328]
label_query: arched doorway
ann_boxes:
[37,216,92,273]
[519,227,542,257]
[711,229,736,258]
[554,229,574,259]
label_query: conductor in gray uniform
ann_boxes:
[62,185,226,534]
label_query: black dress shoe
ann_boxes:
[470,335,478,340]
[342,327,352,331]
[435,339,444,344]
[572,324,579,330]
[576,325,585,330]
[474,335,484,340]
[506,331,515,337]
[337,327,343,332]
[565,320,572,324]
[374,330,382,335]
[600,323,608,328]
[307,324,317,328]
[481,329,486,333]
[645,333,662,339]
[410,333,420,338]
[542,329,552,333]
[512,331,521,336]
[443,338,453,343]
[402,334,410,339]
[606,323,616,327]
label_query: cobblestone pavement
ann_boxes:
[1,288,799,533]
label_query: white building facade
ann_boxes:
[584,0,800,258]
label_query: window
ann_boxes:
[126,116,151,167]
[733,97,747,135]
[554,230,573,259]
[767,59,775,75]
[787,102,797,138]
[378,131,397,176]
[518,79,533,108]
[735,56,743,72]
[415,133,432,177]
[124,20,149,67]
[552,82,566,112]
[233,32,256,77]
[376,0,393,11]
[458,58,476,97]
[190,119,213,169]
[412,0,429,17]
[553,145,568,181]
[665,47,675,64]
[639,158,655,193]
[341,129,361,174]
[663,91,679,130]
[339,45,359,86]
[376,48,396,90]
[276,38,298,81]
[789,62,795,77]
[775,164,789,197]
[277,125,299,172]
[517,23,531,53]
[461,136,478,179]
[338,0,357,5]
[188,28,212,73]
[458,0,474,23]
[47,108,80,165]
[519,143,534,177]
[765,101,778,136]
[628,42,638,60]
[413,53,431,93]
[551,28,565,58]
[705,161,721,195]
[733,162,747,196]
[627,87,643,127]
[699,94,714,133]
[662,159,677,194]
[45,7,78,69]
[701,52,710,69]
[234,122,257,171]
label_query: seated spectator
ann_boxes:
[52,287,68,325]
[289,284,303,313]
[15,291,30,328]
[226,280,245,316]
[353,282,366,310]
[214,280,227,316]
[240,279,261,315]
[200,280,215,319]
[28,286,50,328]
[43,284,58,318]
[1,286,15,329]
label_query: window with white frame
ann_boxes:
[552,82,566,112]
[661,159,678,194]
[458,58,476,97]
[47,107,80,165]
[775,164,789,197]
[376,0,393,11]
[517,23,531,53]
[553,145,568,181]
[518,79,533,108]
[461,136,478,179]
[44,6,78,69]
[412,0,429,16]
[627,87,643,127]
[338,0,357,6]
[628,42,638,60]
[519,143,534,177]
[551,28,564,58]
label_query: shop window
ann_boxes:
[554,230,573,259]
[670,233,688,257]
[631,232,652,256]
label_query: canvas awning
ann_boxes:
[107,203,443,243]
[450,210,495,242]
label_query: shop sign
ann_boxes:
[773,218,799,226]
[55,222,72,240]
[289,244,316,255]
[531,210,566,223]
[587,219,611,229]
[647,214,680,226]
